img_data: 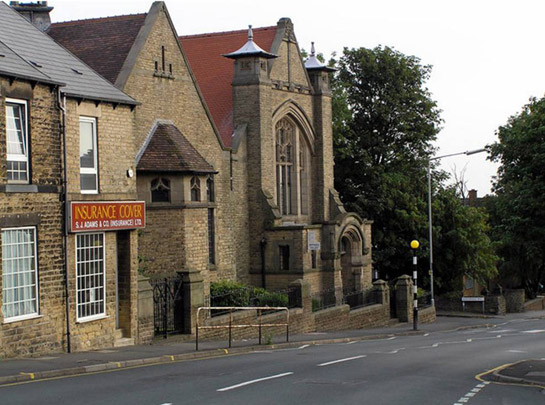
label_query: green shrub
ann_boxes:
[209,281,288,308]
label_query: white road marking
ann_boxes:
[424,333,430,336]
[317,355,366,367]
[346,341,357,345]
[522,329,545,334]
[217,372,294,392]
[298,344,310,349]
[453,381,489,404]
[508,349,527,353]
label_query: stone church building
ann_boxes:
[0,0,373,355]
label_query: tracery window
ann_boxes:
[276,119,294,215]
[190,176,201,202]
[151,178,170,203]
[275,118,311,217]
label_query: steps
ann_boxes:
[114,329,135,348]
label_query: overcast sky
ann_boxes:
[47,0,545,195]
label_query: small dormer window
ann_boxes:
[151,177,170,203]
[190,176,201,201]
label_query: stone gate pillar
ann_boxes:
[395,275,413,323]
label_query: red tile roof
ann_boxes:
[47,14,147,85]
[180,27,277,147]
[137,123,215,173]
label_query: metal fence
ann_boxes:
[418,292,433,309]
[310,287,378,312]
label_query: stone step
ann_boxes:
[114,337,135,348]
[114,329,123,340]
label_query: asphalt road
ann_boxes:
[2,317,545,404]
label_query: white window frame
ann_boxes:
[2,226,39,323]
[75,232,106,322]
[79,116,98,194]
[5,98,29,184]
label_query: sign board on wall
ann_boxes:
[308,230,321,251]
[70,201,146,233]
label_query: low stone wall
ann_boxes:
[524,296,545,311]
[194,279,406,343]
[419,306,436,324]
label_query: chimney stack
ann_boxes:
[10,1,53,32]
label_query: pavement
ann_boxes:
[0,310,544,386]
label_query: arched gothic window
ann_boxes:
[151,177,170,203]
[190,176,201,201]
[275,118,311,217]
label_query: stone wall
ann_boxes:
[524,296,545,311]
[0,80,66,358]
[196,279,394,344]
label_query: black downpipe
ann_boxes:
[260,237,267,289]
[58,90,71,353]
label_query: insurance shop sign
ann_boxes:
[70,201,145,232]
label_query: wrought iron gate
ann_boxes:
[151,276,184,338]
[389,281,397,318]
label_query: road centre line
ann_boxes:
[217,372,294,392]
[317,355,366,367]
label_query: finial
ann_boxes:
[310,42,315,57]
[248,25,253,41]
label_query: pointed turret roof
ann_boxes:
[304,42,335,72]
[223,25,277,59]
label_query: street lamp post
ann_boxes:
[427,148,487,306]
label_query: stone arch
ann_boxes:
[272,100,316,154]
[338,223,365,292]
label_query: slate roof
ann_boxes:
[47,14,147,85]
[180,27,277,147]
[0,1,136,105]
[137,122,215,173]
[0,40,62,85]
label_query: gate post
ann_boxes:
[180,271,204,334]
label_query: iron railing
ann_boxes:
[150,276,184,338]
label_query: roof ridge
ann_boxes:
[51,13,147,27]
[180,25,276,40]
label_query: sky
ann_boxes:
[45,0,545,195]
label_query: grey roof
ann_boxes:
[0,40,63,85]
[304,42,335,72]
[0,2,136,105]
[223,25,277,59]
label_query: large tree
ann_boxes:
[332,46,441,280]
[332,46,497,291]
[489,96,545,297]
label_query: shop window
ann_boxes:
[76,233,105,321]
[151,177,170,203]
[1,227,38,321]
[5,99,29,183]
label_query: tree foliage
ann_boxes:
[489,96,545,297]
[332,45,497,292]
[332,46,441,280]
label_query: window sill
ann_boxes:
[3,314,42,324]
[76,314,109,324]
[5,184,38,193]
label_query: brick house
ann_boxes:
[0,1,143,357]
[46,1,373,327]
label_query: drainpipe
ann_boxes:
[58,89,71,353]
[260,237,267,289]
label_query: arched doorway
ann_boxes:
[339,228,364,293]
